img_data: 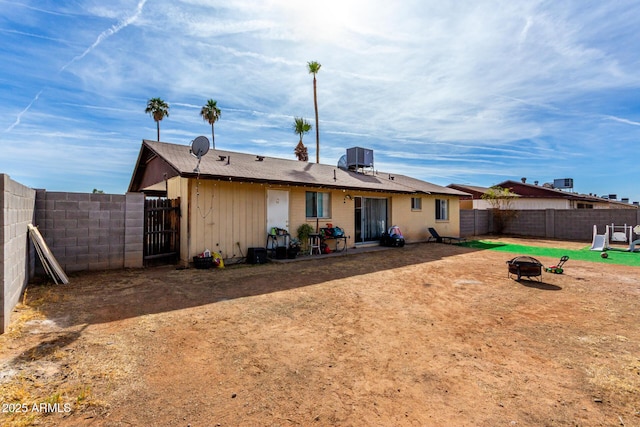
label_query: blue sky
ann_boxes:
[1,1,639,202]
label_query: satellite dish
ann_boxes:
[190,136,210,159]
[337,155,347,170]
[190,136,210,173]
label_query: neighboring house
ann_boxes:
[448,180,638,210]
[129,140,468,264]
[446,184,495,210]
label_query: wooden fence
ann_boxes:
[144,198,180,265]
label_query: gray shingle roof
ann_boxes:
[142,140,467,196]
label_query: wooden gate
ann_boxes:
[144,198,180,265]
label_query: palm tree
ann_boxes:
[145,97,169,141]
[200,99,221,149]
[307,61,321,163]
[293,117,311,161]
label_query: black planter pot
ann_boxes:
[193,256,213,269]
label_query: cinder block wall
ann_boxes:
[461,208,640,240]
[552,209,640,240]
[124,194,144,268]
[1,174,36,334]
[33,191,144,273]
[503,210,547,237]
[460,210,489,236]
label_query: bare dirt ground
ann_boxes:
[1,237,639,427]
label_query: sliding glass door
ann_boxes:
[354,197,388,243]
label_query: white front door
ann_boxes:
[267,190,289,243]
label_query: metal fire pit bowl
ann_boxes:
[506,256,543,281]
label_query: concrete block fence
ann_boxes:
[459,209,490,237]
[1,174,36,334]
[1,176,144,333]
[461,209,640,241]
[33,190,144,273]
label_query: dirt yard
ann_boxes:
[1,238,639,426]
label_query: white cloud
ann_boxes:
[60,0,147,72]
[5,90,43,132]
[605,116,640,127]
[1,0,640,200]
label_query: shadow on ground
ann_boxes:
[514,279,563,291]
[27,242,482,328]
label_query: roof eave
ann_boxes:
[180,172,418,194]
[128,141,181,193]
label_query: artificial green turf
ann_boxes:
[458,240,640,267]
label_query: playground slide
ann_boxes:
[590,234,607,251]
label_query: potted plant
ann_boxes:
[296,223,314,252]
[288,239,301,259]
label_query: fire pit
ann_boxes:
[506,256,543,281]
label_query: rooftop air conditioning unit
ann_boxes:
[553,178,574,189]
[346,147,374,170]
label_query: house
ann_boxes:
[448,180,638,210]
[445,184,494,210]
[129,140,468,264]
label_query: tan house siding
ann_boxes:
[168,178,266,262]
[167,179,463,263]
[426,196,461,238]
[289,188,356,244]
[170,181,365,263]
[289,188,306,231]
[389,194,421,242]
[167,177,189,262]
[359,193,462,243]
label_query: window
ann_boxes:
[306,191,331,218]
[435,199,449,220]
[411,197,422,211]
